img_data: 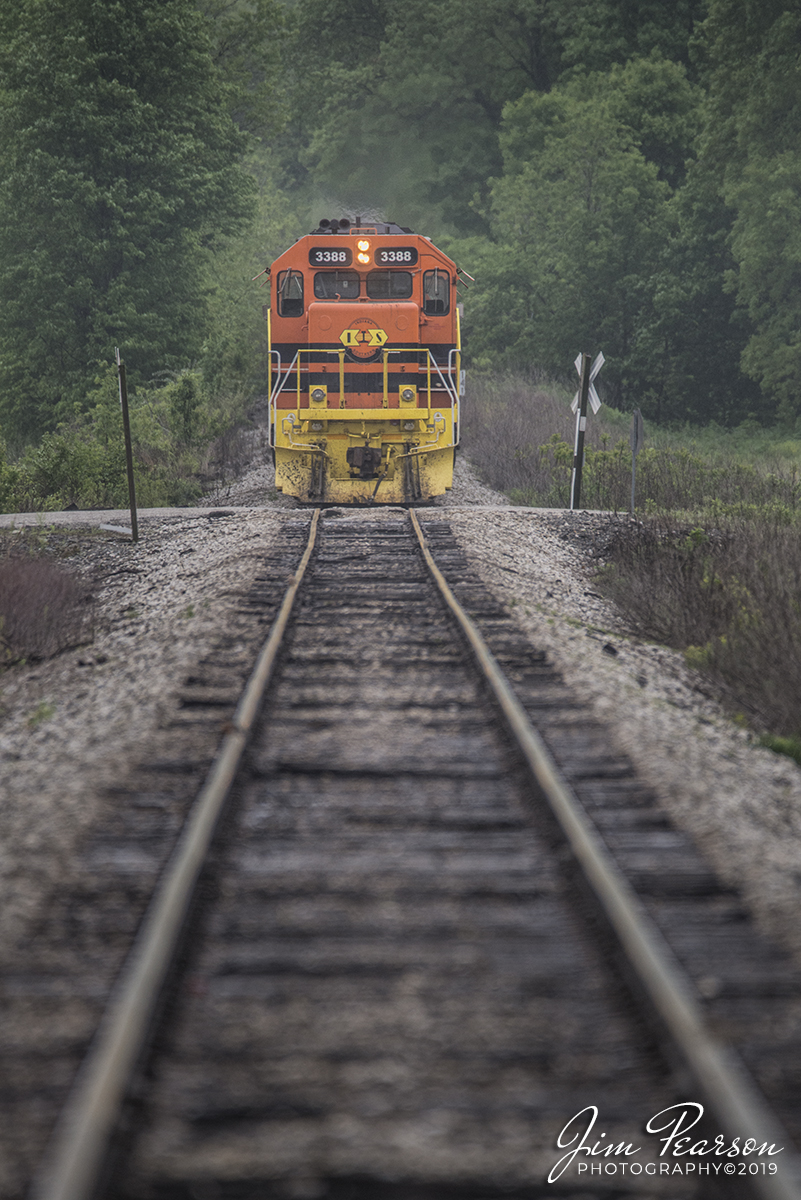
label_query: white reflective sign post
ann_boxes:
[569,352,603,511]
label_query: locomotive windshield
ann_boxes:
[314,271,360,299]
[366,271,413,299]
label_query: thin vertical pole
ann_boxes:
[630,407,644,514]
[115,348,138,543]
[570,352,591,511]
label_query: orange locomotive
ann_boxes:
[266,217,462,503]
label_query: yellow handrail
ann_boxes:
[273,347,458,410]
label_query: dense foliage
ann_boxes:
[273,0,799,428]
[0,0,290,446]
[1,0,800,456]
[0,1,260,438]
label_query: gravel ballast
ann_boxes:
[0,510,284,953]
[1,453,800,1001]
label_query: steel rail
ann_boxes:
[31,510,322,1200]
[409,508,801,1200]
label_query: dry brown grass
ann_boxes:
[0,555,93,662]
[600,517,801,737]
[462,373,801,514]
[463,372,801,746]
[462,373,594,502]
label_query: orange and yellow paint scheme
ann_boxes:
[266,219,462,504]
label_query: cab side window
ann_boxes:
[277,269,304,316]
[423,269,449,315]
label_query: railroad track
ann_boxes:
[17,508,801,1200]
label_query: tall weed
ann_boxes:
[463,374,801,516]
[601,516,801,738]
[462,373,801,744]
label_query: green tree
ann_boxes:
[200,154,306,407]
[696,1,801,421]
[199,0,286,134]
[276,0,708,238]
[460,75,676,410]
[0,0,257,440]
[279,0,572,234]
[558,0,707,78]
[602,54,702,188]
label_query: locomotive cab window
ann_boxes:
[277,269,304,316]
[366,270,413,300]
[314,271,360,299]
[423,269,449,315]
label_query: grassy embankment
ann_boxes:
[464,373,801,761]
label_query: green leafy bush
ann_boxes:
[0,365,252,512]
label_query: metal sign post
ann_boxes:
[569,351,604,511]
[115,347,139,543]
[630,407,644,513]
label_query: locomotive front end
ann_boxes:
[267,219,461,504]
